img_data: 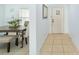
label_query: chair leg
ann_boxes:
[21,37,24,48]
[21,31,24,48]
[7,42,10,53]
[15,38,18,46]
[15,32,19,46]
[25,37,27,44]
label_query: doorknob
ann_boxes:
[52,19,54,22]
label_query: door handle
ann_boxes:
[52,19,54,22]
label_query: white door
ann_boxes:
[52,8,64,33]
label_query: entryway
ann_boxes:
[40,6,79,55]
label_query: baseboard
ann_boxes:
[68,33,79,52]
[49,33,68,34]
[38,33,49,54]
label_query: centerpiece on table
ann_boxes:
[8,19,20,28]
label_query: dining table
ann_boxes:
[0,26,26,48]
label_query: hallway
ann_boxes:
[40,33,79,55]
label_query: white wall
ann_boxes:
[0,5,5,26]
[4,4,31,25]
[36,4,49,54]
[29,4,37,54]
[0,4,30,26]
[48,5,52,33]
[0,5,6,35]
[64,5,69,33]
[68,4,79,50]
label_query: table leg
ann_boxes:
[15,32,18,46]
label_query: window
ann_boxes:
[19,8,29,26]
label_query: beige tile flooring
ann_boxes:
[0,39,29,55]
[40,33,79,55]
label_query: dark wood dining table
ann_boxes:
[0,26,26,48]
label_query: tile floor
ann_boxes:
[40,33,79,55]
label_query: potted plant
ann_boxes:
[8,19,20,28]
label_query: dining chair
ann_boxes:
[24,21,29,44]
[24,25,29,44]
[0,35,18,53]
[19,21,29,48]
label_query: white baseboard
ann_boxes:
[68,33,79,52]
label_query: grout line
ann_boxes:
[62,38,65,55]
[51,36,54,54]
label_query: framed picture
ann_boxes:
[42,4,48,19]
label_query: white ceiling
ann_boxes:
[48,4,68,8]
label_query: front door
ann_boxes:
[52,8,64,33]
